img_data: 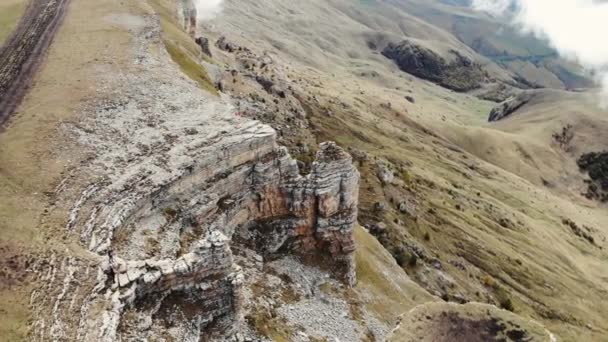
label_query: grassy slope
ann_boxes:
[313,93,606,341]
[355,225,436,323]
[0,0,136,339]
[305,78,608,340]
[0,0,27,45]
[207,0,608,337]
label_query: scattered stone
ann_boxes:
[374,202,387,212]
[368,222,387,234]
[376,163,394,184]
[216,36,238,52]
[195,36,212,57]
[398,201,414,215]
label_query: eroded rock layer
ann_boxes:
[34,12,362,340]
[75,129,358,340]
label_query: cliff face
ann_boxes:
[26,12,359,341]
[74,126,358,340]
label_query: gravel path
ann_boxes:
[0,0,70,127]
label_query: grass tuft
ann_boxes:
[164,39,218,95]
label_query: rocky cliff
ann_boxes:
[75,130,359,340]
[30,12,359,341]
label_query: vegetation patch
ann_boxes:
[577,151,608,202]
[0,1,27,44]
[246,310,294,342]
[562,218,596,246]
[481,275,514,312]
[552,124,574,152]
[164,39,219,95]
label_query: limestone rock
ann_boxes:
[49,13,361,341]
[73,128,358,340]
[217,36,240,53]
[488,91,534,122]
[376,162,394,184]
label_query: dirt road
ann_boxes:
[0,0,70,127]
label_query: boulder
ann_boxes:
[195,36,212,57]
[488,92,534,122]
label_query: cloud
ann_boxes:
[195,0,224,21]
[472,0,608,102]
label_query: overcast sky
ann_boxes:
[195,0,224,20]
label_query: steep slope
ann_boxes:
[203,0,608,340]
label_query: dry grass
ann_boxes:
[245,311,294,342]
[0,0,27,44]
[295,67,608,340]
[354,226,436,323]
[0,0,140,338]
[163,39,218,95]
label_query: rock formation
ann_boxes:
[179,0,197,37]
[41,12,361,340]
[488,91,534,121]
[578,151,608,202]
[73,124,359,340]
[196,36,212,57]
[382,40,486,92]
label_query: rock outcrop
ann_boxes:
[241,141,359,284]
[94,232,243,341]
[72,124,358,340]
[488,91,534,122]
[382,40,486,92]
[578,151,608,202]
[44,13,360,341]
[179,0,197,37]
[195,36,212,57]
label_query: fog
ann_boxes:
[472,0,608,104]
